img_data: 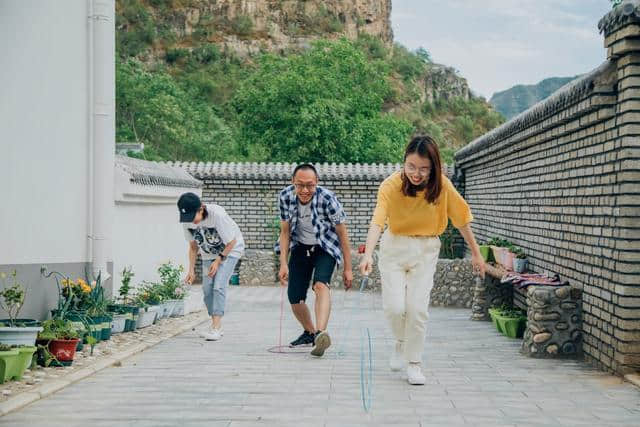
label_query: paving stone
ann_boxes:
[1,286,638,425]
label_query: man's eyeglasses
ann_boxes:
[294,183,317,191]
[404,164,431,176]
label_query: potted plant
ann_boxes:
[0,344,21,384]
[85,274,112,341]
[0,271,43,346]
[487,237,515,270]
[36,318,80,367]
[488,305,526,338]
[59,277,92,349]
[134,281,162,326]
[157,261,184,317]
[478,240,492,262]
[133,286,158,329]
[108,267,138,333]
[513,247,528,273]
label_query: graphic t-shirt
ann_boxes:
[183,204,245,260]
[296,200,318,245]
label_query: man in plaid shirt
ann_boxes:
[276,163,353,357]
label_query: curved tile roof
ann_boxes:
[167,161,454,180]
[116,155,202,188]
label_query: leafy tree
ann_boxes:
[232,39,412,163]
[116,59,237,161]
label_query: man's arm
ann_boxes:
[278,221,291,286]
[186,241,198,284]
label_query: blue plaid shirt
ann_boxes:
[274,185,347,264]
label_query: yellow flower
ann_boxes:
[61,278,72,287]
[81,283,91,293]
[77,278,87,286]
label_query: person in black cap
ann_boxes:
[178,192,245,341]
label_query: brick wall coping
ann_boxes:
[455,61,615,161]
[599,0,640,36]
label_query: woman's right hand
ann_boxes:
[185,270,196,285]
[359,255,373,276]
[278,264,289,287]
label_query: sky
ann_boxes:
[391,0,613,99]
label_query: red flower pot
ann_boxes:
[48,339,80,362]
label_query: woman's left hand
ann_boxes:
[471,252,486,278]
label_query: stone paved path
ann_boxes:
[2,286,638,426]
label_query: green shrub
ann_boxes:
[232,15,254,36]
[165,48,189,64]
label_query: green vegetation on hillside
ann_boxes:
[115,0,504,164]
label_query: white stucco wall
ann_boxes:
[113,201,193,295]
[0,1,90,264]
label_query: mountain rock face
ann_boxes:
[122,0,392,57]
[490,76,578,119]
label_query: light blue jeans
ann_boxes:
[202,256,239,316]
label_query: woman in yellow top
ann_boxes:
[359,135,485,385]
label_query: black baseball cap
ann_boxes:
[177,192,202,223]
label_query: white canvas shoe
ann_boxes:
[407,363,425,385]
[203,327,223,341]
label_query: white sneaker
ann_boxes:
[202,327,223,341]
[389,341,404,371]
[407,363,425,385]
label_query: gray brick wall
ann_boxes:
[201,177,385,249]
[455,10,640,375]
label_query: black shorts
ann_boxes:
[287,244,336,304]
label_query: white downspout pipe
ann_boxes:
[90,0,115,285]
[86,0,94,275]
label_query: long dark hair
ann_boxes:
[401,135,443,203]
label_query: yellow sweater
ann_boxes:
[371,171,473,236]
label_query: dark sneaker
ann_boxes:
[289,330,315,347]
[311,330,331,357]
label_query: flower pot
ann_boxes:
[101,314,112,340]
[513,258,528,273]
[170,300,185,317]
[502,251,515,271]
[0,326,43,347]
[135,310,157,329]
[0,349,22,383]
[110,314,127,334]
[146,305,162,323]
[0,318,39,327]
[479,245,491,262]
[491,246,514,270]
[121,306,139,332]
[48,338,80,363]
[16,346,37,376]
[158,301,173,319]
[488,308,504,334]
[83,317,102,343]
[164,300,180,317]
[495,313,527,339]
[490,246,504,265]
[230,274,240,286]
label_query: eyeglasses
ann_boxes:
[294,183,317,192]
[404,163,431,176]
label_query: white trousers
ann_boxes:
[379,230,440,363]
